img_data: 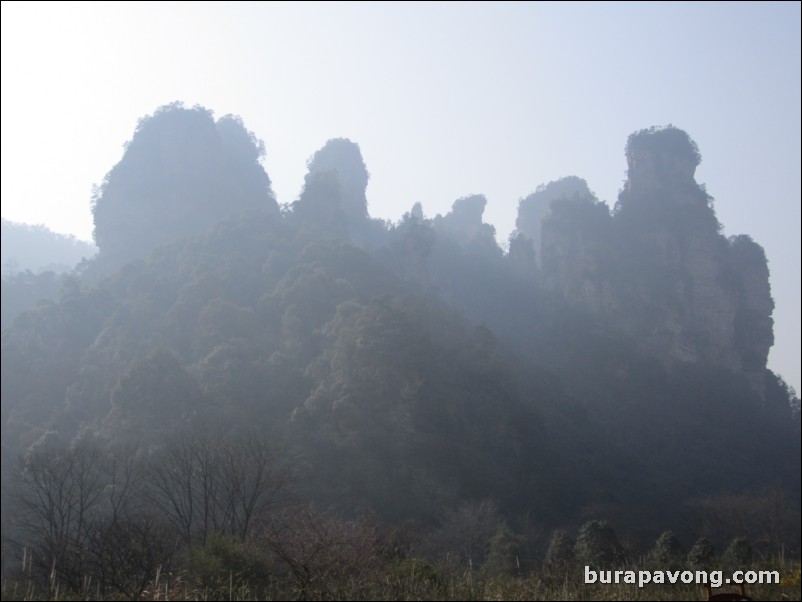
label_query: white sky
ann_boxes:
[1,1,800,392]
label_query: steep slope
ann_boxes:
[1,112,798,547]
[526,127,775,393]
[91,103,278,267]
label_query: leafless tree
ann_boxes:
[147,430,290,544]
[11,445,105,589]
[89,514,175,601]
[147,433,219,544]
[263,504,380,600]
[217,434,292,541]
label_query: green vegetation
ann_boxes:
[1,524,798,602]
[2,104,799,601]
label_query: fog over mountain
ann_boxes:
[2,109,798,600]
[1,219,97,331]
[2,5,799,598]
[1,218,96,274]
[3,4,798,398]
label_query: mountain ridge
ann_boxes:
[2,105,798,556]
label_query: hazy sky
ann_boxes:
[2,1,800,392]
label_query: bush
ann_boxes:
[687,537,715,569]
[574,520,625,569]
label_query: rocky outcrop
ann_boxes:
[528,126,774,392]
[92,103,277,266]
[517,176,593,268]
[433,194,497,248]
[306,138,370,225]
[622,125,705,204]
[539,186,615,313]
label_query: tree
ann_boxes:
[687,537,715,570]
[108,349,200,443]
[723,537,752,569]
[650,530,683,569]
[574,520,625,569]
[432,500,503,568]
[11,446,105,590]
[483,524,522,577]
[544,529,575,572]
[147,431,290,545]
[217,434,292,541]
[9,443,177,599]
[263,504,380,601]
[89,514,175,600]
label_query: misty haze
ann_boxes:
[1,3,799,601]
[2,102,799,601]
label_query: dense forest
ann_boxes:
[1,103,799,600]
[1,220,96,331]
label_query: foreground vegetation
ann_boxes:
[2,442,799,601]
[2,550,799,601]
[1,427,799,602]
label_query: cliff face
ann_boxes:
[434,194,497,247]
[91,104,277,267]
[517,176,592,268]
[533,127,773,391]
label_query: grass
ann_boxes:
[2,558,799,601]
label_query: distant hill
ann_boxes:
[1,218,96,274]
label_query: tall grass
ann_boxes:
[2,554,799,601]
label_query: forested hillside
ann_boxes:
[0,219,97,330]
[1,103,798,600]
